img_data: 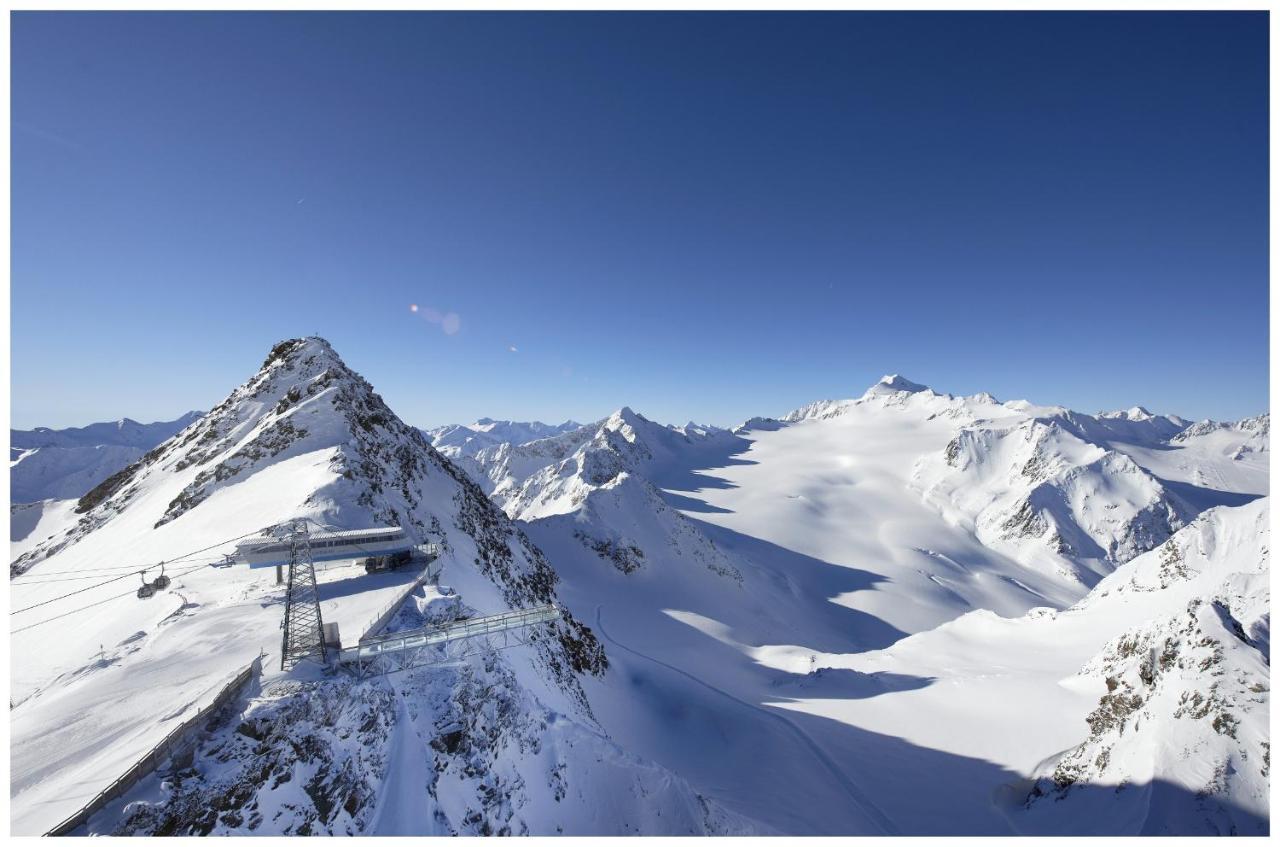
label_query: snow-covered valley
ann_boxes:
[9,340,1269,836]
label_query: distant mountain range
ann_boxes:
[10,412,203,503]
[421,418,584,458]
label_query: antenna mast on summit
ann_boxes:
[280,520,326,669]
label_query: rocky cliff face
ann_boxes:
[1017,502,1270,835]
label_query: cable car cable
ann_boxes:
[9,529,263,613]
[10,559,216,634]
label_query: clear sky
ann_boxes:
[12,12,1269,430]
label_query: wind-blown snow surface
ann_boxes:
[10,338,750,836]
[10,412,203,503]
[447,375,1268,834]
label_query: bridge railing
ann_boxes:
[337,604,560,664]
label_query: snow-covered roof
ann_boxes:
[236,526,404,547]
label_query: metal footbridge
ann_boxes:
[249,519,560,677]
[337,603,561,678]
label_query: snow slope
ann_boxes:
[10,338,754,837]
[9,498,79,562]
[11,412,203,503]
[781,498,1269,835]
[441,373,1267,834]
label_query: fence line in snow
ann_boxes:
[45,655,263,837]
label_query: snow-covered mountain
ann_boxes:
[10,412,203,503]
[434,373,1267,833]
[457,374,1265,620]
[423,418,585,459]
[11,412,206,455]
[916,407,1194,583]
[10,357,1268,836]
[9,338,753,836]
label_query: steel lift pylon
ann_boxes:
[280,521,327,669]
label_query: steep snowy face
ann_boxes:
[109,598,751,837]
[541,471,742,582]
[780,398,853,422]
[448,408,746,597]
[1022,599,1268,835]
[1043,407,1189,445]
[451,425,599,503]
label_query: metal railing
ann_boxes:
[45,656,263,836]
[354,547,444,644]
[337,604,560,665]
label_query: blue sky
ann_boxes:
[12,12,1269,430]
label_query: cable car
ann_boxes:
[151,564,171,591]
[137,572,155,599]
[235,527,412,568]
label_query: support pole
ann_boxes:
[280,520,327,670]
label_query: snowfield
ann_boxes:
[9,344,1269,836]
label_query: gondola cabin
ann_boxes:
[235,527,411,568]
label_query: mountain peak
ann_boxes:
[1099,405,1157,422]
[259,336,338,372]
[607,406,644,426]
[864,374,930,397]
